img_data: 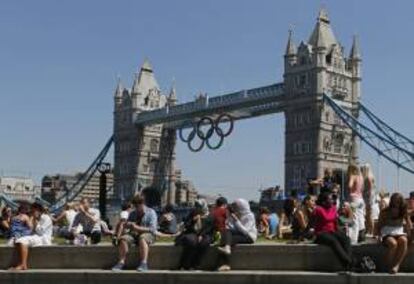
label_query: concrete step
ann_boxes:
[1,243,413,272]
[1,270,414,284]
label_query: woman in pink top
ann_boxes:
[313,191,353,270]
[347,164,366,244]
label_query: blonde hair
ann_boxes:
[361,163,375,183]
[347,164,360,176]
[65,202,76,211]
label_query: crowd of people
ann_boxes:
[1,163,414,274]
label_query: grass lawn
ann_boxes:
[0,235,288,246]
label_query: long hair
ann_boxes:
[387,192,408,219]
[361,163,375,183]
[283,198,296,217]
[347,164,360,176]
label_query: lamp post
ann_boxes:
[97,162,111,221]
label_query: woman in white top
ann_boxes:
[217,198,257,271]
[377,193,412,274]
[9,203,53,270]
[53,202,78,238]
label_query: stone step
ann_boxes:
[1,270,414,284]
[1,243,413,272]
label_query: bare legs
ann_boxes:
[384,236,408,274]
[9,243,29,270]
[116,237,148,265]
[139,237,149,263]
[117,239,129,264]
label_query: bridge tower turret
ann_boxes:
[283,8,361,195]
[113,59,176,205]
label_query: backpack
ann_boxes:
[359,256,376,273]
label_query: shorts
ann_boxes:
[120,233,155,246]
[15,235,51,247]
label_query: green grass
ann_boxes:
[0,235,288,245]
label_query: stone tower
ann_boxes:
[113,60,177,205]
[283,9,361,194]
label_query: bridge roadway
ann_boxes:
[134,83,285,129]
[2,243,414,283]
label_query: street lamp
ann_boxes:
[97,162,111,221]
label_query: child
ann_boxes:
[112,202,132,246]
[258,207,279,239]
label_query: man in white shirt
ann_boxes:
[9,203,53,270]
[71,198,102,244]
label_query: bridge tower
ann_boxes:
[283,9,361,194]
[113,60,177,205]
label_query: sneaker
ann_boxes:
[111,263,125,271]
[217,265,231,272]
[137,262,148,272]
[217,246,231,255]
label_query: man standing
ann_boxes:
[71,198,102,244]
[112,195,157,272]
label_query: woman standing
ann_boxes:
[347,164,365,244]
[377,193,412,274]
[361,164,375,236]
[217,199,257,271]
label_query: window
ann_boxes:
[143,164,149,173]
[150,139,159,153]
[300,56,307,65]
[149,159,158,173]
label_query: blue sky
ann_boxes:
[1,0,414,201]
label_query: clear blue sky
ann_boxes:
[1,0,414,201]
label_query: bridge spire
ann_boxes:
[349,35,361,60]
[308,7,337,49]
[132,58,160,95]
[285,29,296,56]
[114,75,123,98]
[168,78,177,105]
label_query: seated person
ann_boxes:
[258,207,279,239]
[216,199,257,271]
[52,202,77,239]
[313,192,353,271]
[112,195,158,272]
[0,206,12,239]
[70,198,102,245]
[112,202,132,246]
[8,203,53,270]
[211,197,228,243]
[8,204,32,245]
[175,199,214,270]
[377,192,412,274]
[297,195,316,241]
[338,202,354,236]
[158,204,177,234]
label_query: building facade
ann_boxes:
[0,177,40,202]
[283,9,361,193]
[41,172,114,204]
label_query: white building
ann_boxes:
[0,177,38,202]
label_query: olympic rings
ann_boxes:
[178,114,234,152]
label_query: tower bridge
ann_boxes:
[113,8,361,204]
[5,8,413,212]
